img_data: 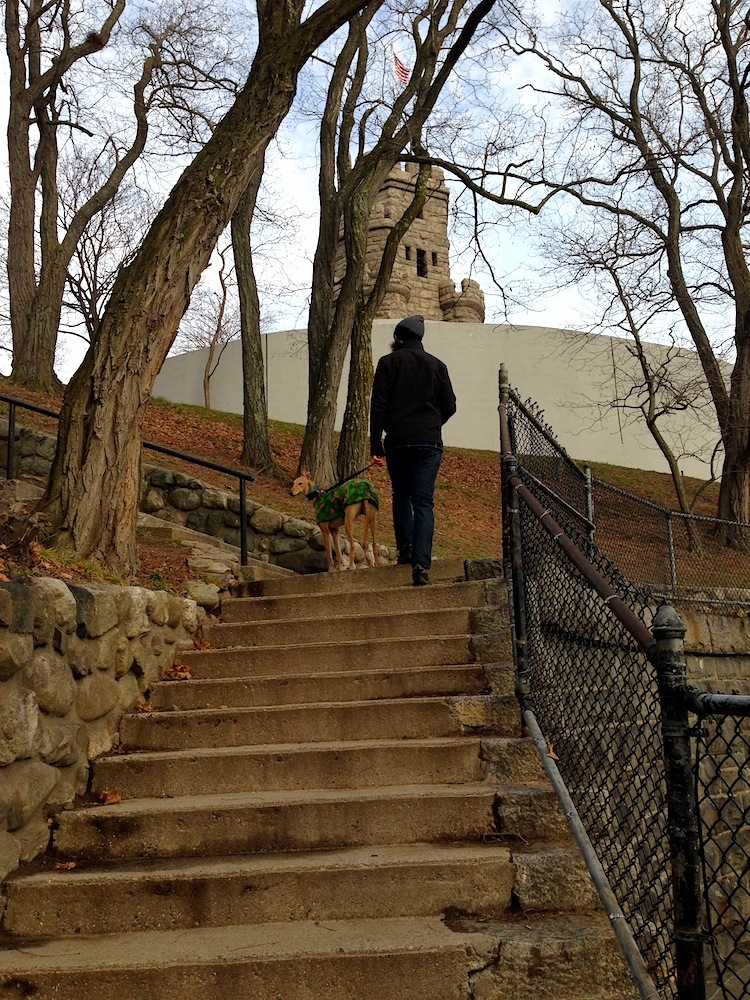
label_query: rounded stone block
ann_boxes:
[169,487,202,512]
[5,759,59,830]
[30,577,77,641]
[250,507,284,535]
[183,581,221,610]
[23,648,76,716]
[0,683,39,766]
[76,672,120,722]
[34,718,82,767]
[143,488,166,513]
[146,590,170,627]
[282,517,315,539]
[117,673,141,713]
[0,829,20,881]
[0,632,34,681]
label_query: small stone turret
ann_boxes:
[439,278,485,324]
[334,162,485,323]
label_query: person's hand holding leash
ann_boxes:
[371,455,385,468]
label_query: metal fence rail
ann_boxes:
[500,369,750,999]
[0,393,256,565]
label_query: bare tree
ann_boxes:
[542,214,721,530]
[430,0,750,534]
[174,244,240,409]
[40,0,382,577]
[60,160,156,346]
[299,0,498,486]
[4,0,240,391]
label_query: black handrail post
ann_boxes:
[498,366,532,726]
[7,401,16,480]
[239,478,248,567]
[653,603,707,1000]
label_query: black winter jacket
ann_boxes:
[369,340,457,457]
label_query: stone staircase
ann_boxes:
[0,559,636,999]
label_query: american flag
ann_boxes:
[393,53,410,86]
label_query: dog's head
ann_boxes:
[290,472,316,498]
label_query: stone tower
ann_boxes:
[335,162,485,323]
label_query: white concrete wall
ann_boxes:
[152,321,722,478]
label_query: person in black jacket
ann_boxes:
[370,315,456,586]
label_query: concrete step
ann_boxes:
[236,557,468,597]
[52,783,564,861]
[203,606,475,649]
[91,736,495,799]
[0,916,496,1000]
[3,842,595,938]
[220,579,489,623]
[150,664,489,711]
[178,634,476,678]
[0,914,635,1000]
[120,695,517,751]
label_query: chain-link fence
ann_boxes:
[501,376,750,999]
[509,393,750,607]
[693,709,750,1000]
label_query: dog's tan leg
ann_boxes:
[330,525,344,571]
[320,523,335,573]
[344,506,360,571]
[368,504,379,566]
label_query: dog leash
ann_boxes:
[322,463,376,494]
[306,463,377,500]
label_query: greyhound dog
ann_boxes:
[291,471,380,572]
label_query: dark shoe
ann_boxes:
[412,565,429,587]
[397,546,412,565]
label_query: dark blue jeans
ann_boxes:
[384,442,443,570]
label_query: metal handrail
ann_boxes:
[0,393,255,565]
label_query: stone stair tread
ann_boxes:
[0,915,497,973]
[128,694,470,718]
[0,913,634,1000]
[236,557,468,597]
[10,841,513,888]
[220,580,488,621]
[175,635,478,678]
[191,633,472,654]
[62,781,513,817]
[202,608,476,649]
[98,733,489,764]
[150,663,489,708]
[4,842,596,941]
[209,603,477,630]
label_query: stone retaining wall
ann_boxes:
[0,578,199,884]
[0,420,393,573]
[680,604,750,694]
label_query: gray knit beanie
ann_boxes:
[394,315,425,340]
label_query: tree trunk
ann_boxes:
[41,0,374,576]
[233,162,272,472]
[337,302,373,477]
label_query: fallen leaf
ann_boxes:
[547,743,560,761]
[99,790,122,806]
[163,662,194,680]
[53,861,77,870]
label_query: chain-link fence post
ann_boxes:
[653,603,707,1000]
[499,367,531,721]
[584,463,595,543]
